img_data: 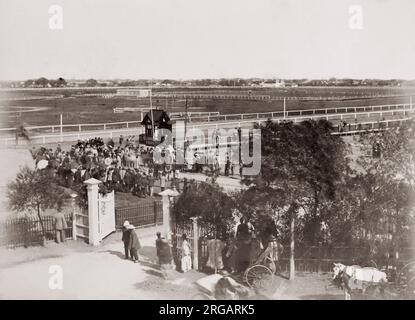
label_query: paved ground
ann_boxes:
[0,227,206,300]
[0,225,345,300]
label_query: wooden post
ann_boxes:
[289,209,295,280]
[60,113,63,143]
[161,194,171,240]
[71,194,78,240]
[191,217,199,271]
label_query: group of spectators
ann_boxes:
[31,135,181,197]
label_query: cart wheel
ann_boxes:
[407,275,415,294]
[244,265,274,290]
[397,261,415,286]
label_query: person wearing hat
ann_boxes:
[127,224,141,263]
[121,221,131,259]
[54,211,67,244]
[157,235,173,279]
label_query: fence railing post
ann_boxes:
[191,217,199,271]
[71,194,78,241]
[154,201,158,225]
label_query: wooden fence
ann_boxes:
[115,200,163,228]
[0,214,73,248]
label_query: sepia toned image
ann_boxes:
[0,0,414,303]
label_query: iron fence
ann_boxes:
[115,200,163,228]
[0,214,73,248]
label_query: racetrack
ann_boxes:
[0,86,413,130]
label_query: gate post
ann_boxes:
[70,193,78,240]
[84,178,102,246]
[159,189,179,241]
[191,217,199,271]
[160,193,171,240]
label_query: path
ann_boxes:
[0,226,345,300]
[0,228,204,300]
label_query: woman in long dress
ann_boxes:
[181,234,192,272]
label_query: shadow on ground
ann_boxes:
[0,254,65,269]
[103,250,125,260]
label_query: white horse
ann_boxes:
[332,263,388,300]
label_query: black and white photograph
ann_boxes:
[0,0,415,304]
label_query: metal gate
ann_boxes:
[73,191,116,243]
[98,191,115,239]
[74,208,89,241]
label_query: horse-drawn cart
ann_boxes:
[332,259,415,300]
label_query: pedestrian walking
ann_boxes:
[122,220,131,259]
[127,224,141,263]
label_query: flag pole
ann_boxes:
[149,82,155,143]
[284,98,286,119]
[60,113,63,142]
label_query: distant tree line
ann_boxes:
[1,77,415,88]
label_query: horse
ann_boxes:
[332,263,388,300]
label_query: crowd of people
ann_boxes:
[31,136,182,197]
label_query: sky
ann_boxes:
[0,0,414,80]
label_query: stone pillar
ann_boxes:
[84,178,102,246]
[159,189,179,241]
[190,217,199,271]
[161,194,171,240]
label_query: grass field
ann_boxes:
[0,86,414,129]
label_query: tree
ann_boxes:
[172,180,235,238]
[351,121,415,259]
[242,119,351,279]
[7,166,67,244]
[85,79,98,87]
[50,77,67,87]
[34,77,49,87]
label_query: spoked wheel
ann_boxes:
[244,265,275,290]
[397,260,415,298]
[406,276,415,299]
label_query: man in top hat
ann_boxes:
[127,224,141,263]
[122,221,131,259]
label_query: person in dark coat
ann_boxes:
[121,221,131,259]
[54,211,67,243]
[157,235,173,279]
[127,224,141,263]
[155,232,162,259]
[235,217,251,272]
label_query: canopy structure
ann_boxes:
[140,109,172,146]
